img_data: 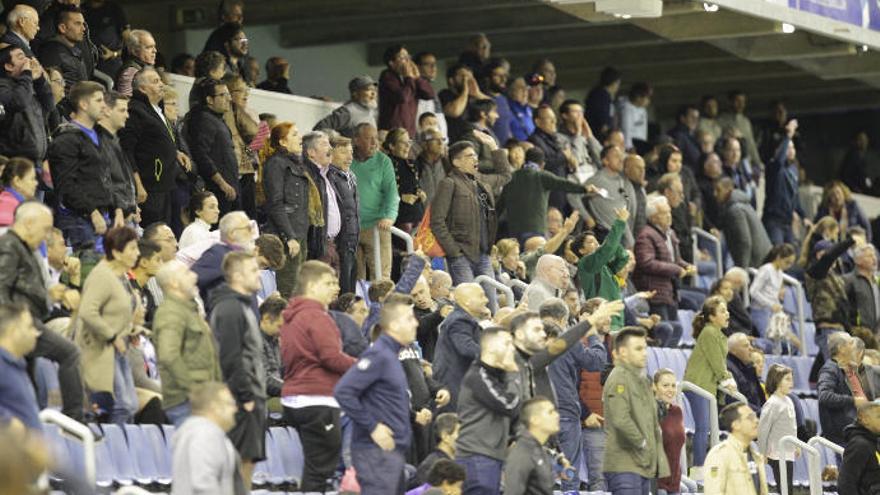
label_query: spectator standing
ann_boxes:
[455,326,521,495]
[573,209,629,328]
[715,177,771,268]
[720,137,757,208]
[37,5,90,92]
[654,368,687,495]
[616,82,651,152]
[301,130,340,266]
[114,29,155,97]
[170,381,246,495]
[384,128,425,233]
[189,50,226,108]
[430,141,497,305]
[256,56,292,94]
[208,251,266,489]
[816,181,872,242]
[203,0,244,53]
[2,5,40,57]
[78,226,142,424]
[440,63,488,142]
[818,332,872,446]
[762,119,803,245]
[378,44,434,137]
[528,106,577,212]
[327,134,360,294]
[154,260,221,426]
[313,76,378,138]
[281,260,356,492]
[838,400,880,495]
[458,33,491,75]
[806,237,855,358]
[840,132,872,195]
[179,191,220,249]
[0,46,53,165]
[186,78,240,215]
[223,74,260,219]
[667,105,701,170]
[726,333,765,412]
[697,95,722,142]
[749,244,796,337]
[683,296,736,467]
[757,364,797,495]
[503,397,561,495]
[845,244,880,332]
[624,155,648,236]
[0,303,41,431]
[603,327,670,493]
[414,51,448,140]
[584,67,621,140]
[47,81,113,251]
[703,402,769,494]
[433,283,489,406]
[96,90,137,226]
[350,123,398,281]
[718,90,764,171]
[586,145,637,247]
[335,294,419,494]
[0,203,84,422]
[211,23,250,84]
[82,0,128,77]
[506,77,535,141]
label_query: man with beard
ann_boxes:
[462,98,510,178]
[439,63,488,142]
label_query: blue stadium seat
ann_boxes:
[277,427,305,485]
[677,310,695,346]
[263,429,286,486]
[43,423,72,483]
[802,398,821,435]
[92,432,115,487]
[679,395,695,434]
[102,424,136,486]
[786,356,814,393]
[142,424,172,485]
[793,451,810,486]
[647,347,661,377]
[124,424,161,485]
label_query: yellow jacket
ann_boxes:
[703,435,769,495]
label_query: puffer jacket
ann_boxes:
[47,122,113,216]
[0,71,53,162]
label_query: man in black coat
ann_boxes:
[818,332,873,446]
[839,401,880,495]
[119,67,191,226]
[185,77,239,215]
[528,105,576,212]
[726,332,766,412]
[96,90,136,225]
[2,4,40,57]
[327,134,360,293]
[36,5,91,93]
[0,45,53,164]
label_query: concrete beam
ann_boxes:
[633,9,781,41]
[709,32,857,62]
[788,53,880,80]
[558,59,796,88]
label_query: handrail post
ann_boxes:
[389,226,414,254]
[680,381,720,448]
[718,386,749,405]
[39,409,96,488]
[691,227,723,286]
[508,279,528,294]
[778,435,821,495]
[474,275,515,309]
[782,273,807,356]
[372,228,383,281]
[742,269,750,308]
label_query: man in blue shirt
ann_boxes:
[0,302,42,431]
[335,293,417,494]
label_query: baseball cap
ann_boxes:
[349,75,377,92]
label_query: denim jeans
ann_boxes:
[581,426,606,491]
[457,455,502,495]
[764,217,796,246]
[447,254,497,313]
[606,471,651,495]
[55,208,104,253]
[685,390,710,466]
[165,400,192,427]
[352,445,405,495]
[337,242,358,295]
[558,417,583,491]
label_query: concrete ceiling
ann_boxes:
[120,0,880,117]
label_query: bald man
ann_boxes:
[624,154,648,235]
[429,270,453,304]
[433,283,490,408]
[524,254,570,311]
[2,4,39,57]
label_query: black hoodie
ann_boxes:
[839,422,880,495]
[208,283,266,404]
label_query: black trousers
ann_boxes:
[769,458,793,495]
[283,405,342,492]
[239,174,257,220]
[28,324,84,422]
[140,189,173,227]
[337,242,358,295]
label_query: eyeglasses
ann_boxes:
[212,92,231,98]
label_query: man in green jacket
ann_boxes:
[154,260,222,425]
[499,146,593,244]
[603,327,670,493]
[574,208,630,329]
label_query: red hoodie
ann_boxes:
[281,296,357,397]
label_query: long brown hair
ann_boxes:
[692,295,727,339]
[259,121,295,164]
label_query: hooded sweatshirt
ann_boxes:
[838,422,880,495]
[281,296,356,398]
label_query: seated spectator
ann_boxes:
[313,76,378,138]
[115,30,156,97]
[0,158,38,229]
[414,51,448,140]
[495,238,528,292]
[757,363,797,495]
[816,180,872,242]
[378,44,433,137]
[0,46,52,165]
[37,5,90,93]
[703,402,769,494]
[171,384,244,493]
[153,260,221,426]
[696,152,724,230]
[415,127,446,204]
[799,215,840,269]
[409,459,465,495]
[722,267,759,337]
[654,368,689,495]
[683,296,736,466]
[505,77,535,141]
[715,177,771,268]
[0,302,41,432]
[191,211,256,309]
[697,95,721,142]
[818,332,872,446]
[78,226,142,424]
[726,333,765,412]
[45,65,67,129]
[2,5,39,57]
[179,191,220,249]
[619,252,681,347]
[838,400,880,494]
[256,56,291,94]
[433,283,488,407]
[170,53,194,76]
[524,254,570,311]
[719,136,757,208]
[573,208,629,327]
[257,295,285,404]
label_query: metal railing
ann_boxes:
[778,435,821,495]
[507,279,529,295]
[691,227,723,286]
[718,386,750,405]
[474,275,515,308]
[782,273,808,356]
[680,381,720,449]
[40,409,96,488]
[371,226,414,281]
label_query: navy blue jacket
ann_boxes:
[818,358,864,446]
[360,255,426,338]
[433,306,482,406]
[0,348,41,431]
[726,354,765,413]
[548,334,607,419]
[191,242,235,311]
[335,334,412,452]
[762,136,803,224]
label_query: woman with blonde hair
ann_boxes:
[815,180,872,241]
[798,216,839,267]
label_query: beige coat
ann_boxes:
[703,435,769,495]
[76,259,138,394]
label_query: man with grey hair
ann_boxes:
[154,260,221,425]
[525,254,571,311]
[314,76,378,137]
[818,331,873,446]
[726,332,764,412]
[115,29,156,96]
[844,243,880,332]
[302,130,341,266]
[120,66,192,227]
[0,202,84,422]
[192,211,256,310]
[2,4,39,57]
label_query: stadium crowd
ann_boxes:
[0,0,879,494]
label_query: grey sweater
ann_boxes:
[171,416,245,495]
[757,393,798,461]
